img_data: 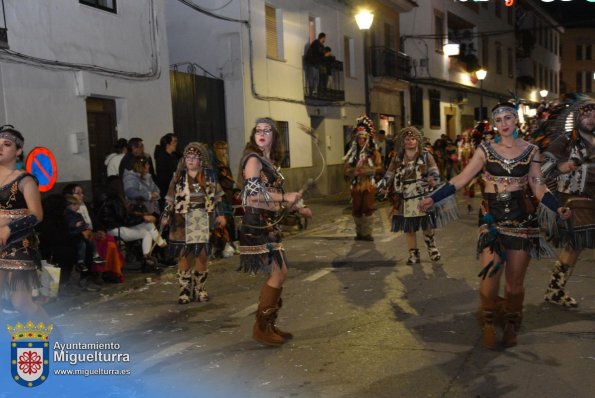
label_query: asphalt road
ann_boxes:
[40,194,595,398]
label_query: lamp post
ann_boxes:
[355,9,374,116]
[476,68,487,121]
[540,89,548,101]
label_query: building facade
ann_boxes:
[559,28,595,96]
[0,0,173,192]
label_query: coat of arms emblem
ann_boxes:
[7,321,53,387]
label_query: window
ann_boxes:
[80,0,116,13]
[276,121,290,168]
[265,5,284,60]
[576,44,582,61]
[410,86,424,127]
[539,64,543,88]
[495,41,502,75]
[586,45,592,61]
[576,71,583,92]
[507,6,513,25]
[507,47,513,78]
[429,90,441,129]
[586,72,592,93]
[344,36,356,78]
[495,1,501,18]
[434,11,445,53]
[553,34,558,55]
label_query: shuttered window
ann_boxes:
[265,5,283,60]
[80,0,116,13]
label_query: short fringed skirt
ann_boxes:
[239,207,286,274]
[477,192,555,259]
[553,193,595,250]
[169,212,211,259]
[0,235,41,292]
[391,213,436,233]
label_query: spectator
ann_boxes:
[119,137,155,178]
[105,138,128,177]
[95,176,165,274]
[123,156,161,215]
[154,133,180,208]
[320,46,336,92]
[62,183,125,283]
[304,33,326,96]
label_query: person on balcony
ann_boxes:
[304,33,326,96]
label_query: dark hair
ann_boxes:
[127,137,143,151]
[132,156,149,174]
[318,33,326,39]
[0,124,24,148]
[324,46,332,53]
[115,138,128,151]
[243,118,285,165]
[62,183,82,196]
[159,133,177,148]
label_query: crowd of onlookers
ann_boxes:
[34,134,241,300]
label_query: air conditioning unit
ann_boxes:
[0,28,8,49]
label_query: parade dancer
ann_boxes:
[380,127,443,265]
[239,118,312,347]
[537,95,595,308]
[163,143,226,304]
[0,125,51,323]
[343,115,383,241]
[421,103,571,349]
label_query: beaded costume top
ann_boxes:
[479,142,538,181]
[0,173,33,219]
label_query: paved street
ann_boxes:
[43,194,594,397]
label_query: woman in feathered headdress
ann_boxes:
[343,115,383,241]
[163,142,226,304]
[380,126,442,265]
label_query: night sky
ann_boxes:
[537,0,595,28]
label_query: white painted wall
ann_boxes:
[165,0,366,177]
[0,0,173,183]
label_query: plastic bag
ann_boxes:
[37,260,61,299]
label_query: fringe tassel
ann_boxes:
[238,250,286,274]
[432,195,460,228]
[537,203,559,240]
[391,215,436,233]
[6,269,41,292]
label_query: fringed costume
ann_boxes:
[0,173,41,291]
[238,152,286,274]
[343,115,382,241]
[476,141,555,269]
[165,143,225,304]
[537,95,595,307]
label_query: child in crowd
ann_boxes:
[64,195,104,272]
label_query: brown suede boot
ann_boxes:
[478,293,498,349]
[273,289,293,340]
[503,291,524,348]
[253,284,285,347]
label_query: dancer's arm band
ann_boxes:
[541,191,561,213]
[429,182,456,203]
[7,215,39,235]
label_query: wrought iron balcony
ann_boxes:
[371,47,411,80]
[303,59,345,101]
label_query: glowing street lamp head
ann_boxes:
[476,68,487,81]
[540,89,548,98]
[443,43,460,56]
[355,10,374,30]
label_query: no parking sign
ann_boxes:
[25,147,58,192]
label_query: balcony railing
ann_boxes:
[303,59,345,101]
[371,47,411,80]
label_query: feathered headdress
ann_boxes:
[343,115,377,164]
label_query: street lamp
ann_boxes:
[539,89,548,100]
[355,9,374,116]
[476,68,487,121]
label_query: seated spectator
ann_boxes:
[105,138,128,177]
[123,156,160,216]
[62,183,125,283]
[63,194,104,273]
[96,176,165,274]
[119,137,155,178]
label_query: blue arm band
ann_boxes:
[541,191,560,213]
[8,214,39,235]
[430,182,456,203]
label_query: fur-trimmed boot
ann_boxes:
[477,293,498,349]
[503,291,524,348]
[192,271,210,302]
[353,216,363,240]
[544,261,577,308]
[177,270,192,304]
[360,215,374,241]
[272,288,293,341]
[423,234,441,261]
[406,248,420,265]
[253,284,285,347]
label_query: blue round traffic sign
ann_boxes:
[25,147,58,192]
